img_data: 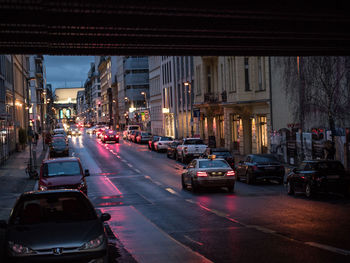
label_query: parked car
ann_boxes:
[101,130,119,143]
[204,148,235,168]
[181,156,236,192]
[136,132,152,144]
[132,131,141,142]
[148,135,160,150]
[49,139,69,158]
[53,128,66,136]
[176,138,208,163]
[128,130,137,141]
[154,136,173,152]
[123,125,141,139]
[38,157,89,194]
[52,133,68,144]
[167,141,180,159]
[286,160,350,197]
[0,190,110,262]
[235,154,285,184]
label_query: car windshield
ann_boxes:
[44,161,81,177]
[252,155,279,163]
[199,160,230,168]
[10,195,96,225]
[185,139,204,145]
[212,151,232,157]
[161,137,172,141]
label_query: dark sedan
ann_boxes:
[0,190,111,263]
[148,135,160,150]
[235,154,285,184]
[286,160,350,198]
[49,140,69,158]
[101,130,119,143]
[204,148,235,168]
[167,141,180,159]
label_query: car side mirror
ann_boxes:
[0,220,7,229]
[100,213,111,222]
[84,169,90,177]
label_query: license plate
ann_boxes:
[327,175,339,179]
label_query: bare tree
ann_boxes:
[279,56,350,142]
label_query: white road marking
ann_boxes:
[155,181,162,186]
[121,159,127,163]
[127,163,133,168]
[165,188,177,195]
[145,176,151,179]
[304,242,350,256]
[134,168,141,173]
[184,235,204,246]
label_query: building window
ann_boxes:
[185,57,189,77]
[169,62,172,82]
[258,57,265,91]
[207,66,212,93]
[244,57,251,91]
[196,65,201,95]
[170,86,173,108]
[258,116,268,153]
[228,57,236,92]
[221,63,224,92]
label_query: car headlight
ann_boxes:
[8,241,35,255]
[39,185,47,191]
[78,181,86,189]
[80,235,104,250]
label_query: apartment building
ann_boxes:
[149,56,163,135]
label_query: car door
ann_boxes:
[236,156,251,178]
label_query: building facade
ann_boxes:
[149,56,163,135]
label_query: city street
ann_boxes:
[68,133,350,263]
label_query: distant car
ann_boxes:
[136,132,152,144]
[71,128,81,136]
[38,157,89,195]
[167,141,180,159]
[101,130,119,143]
[181,156,236,192]
[235,154,285,184]
[176,138,208,163]
[154,136,173,152]
[86,126,96,134]
[49,139,69,158]
[52,133,68,144]
[53,128,66,136]
[123,125,141,139]
[286,160,350,198]
[95,128,106,139]
[204,148,235,169]
[0,190,110,263]
[132,131,141,142]
[128,130,138,142]
[148,135,160,150]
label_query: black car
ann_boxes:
[0,190,111,263]
[166,141,180,159]
[148,135,160,150]
[286,160,350,198]
[204,148,235,168]
[101,130,119,143]
[49,139,69,158]
[235,154,285,184]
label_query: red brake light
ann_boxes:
[109,131,113,134]
[197,171,207,177]
[104,135,108,138]
[226,170,235,176]
[115,135,119,138]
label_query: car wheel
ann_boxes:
[227,184,235,193]
[191,179,199,192]
[246,171,255,185]
[305,182,312,198]
[181,174,187,189]
[287,180,294,195]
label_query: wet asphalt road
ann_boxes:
[63,133,350,262]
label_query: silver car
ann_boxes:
[181,157,236,192]
[0,190,111,263]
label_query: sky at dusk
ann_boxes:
[44,56,94,90]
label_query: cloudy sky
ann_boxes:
[44,56,94,90]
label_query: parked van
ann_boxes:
[123,125,141,139]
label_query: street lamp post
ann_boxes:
[184,81,194,137]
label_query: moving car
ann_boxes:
[235,154,285,184]
[148,135,160,150]
[49,139,69,158]
[131,131,141,142]
[181,156,236,192]
[154,136,173,152]
[123,125,141,139]
[101,130,119,143]
[136,132,152,144]
[38,157,89,195]
[167,141,180,159]
[71,128,82,136]
[95,128,106,139]
[52,133,68,144]
[204,148,235,168]
[0,190,110,262]
[286,160,350,198]
[86,126,96,134]
[176,138,208,163]
[128,130,137,142]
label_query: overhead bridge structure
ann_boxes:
[0,0,350,55]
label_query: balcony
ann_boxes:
[204,92,219,103]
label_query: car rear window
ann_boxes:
[212,151,232,157]
[52,140,66,146]
[185,139,204,145]
[252,155,279,163]
[161,137,172,141]
[199,160,230,168]
[44,161,81,177]
[10,195,96,225]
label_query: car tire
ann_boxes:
[181,174,187,189]
[191,179,199,192]
[287,181,294,195]
[305,182,312,198]
[227,184,235,193]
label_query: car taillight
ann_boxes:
[115,135,119,138]
[104,135,108,138]
[109,131,113,134]
[226,170,235,176]
[197,171,207,177]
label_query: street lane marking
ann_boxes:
[121,159,127,163]
[145,176,151,179]
[104,176,123,195]
[134,168,141,173]
[304,242,350,256]
[184,235,203,246]
[165,188,177,195]
[127,163,133,168]
[246,225,276,234]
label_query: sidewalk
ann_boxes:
[0,137,48,220]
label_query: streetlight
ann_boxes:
[184,81,194,137]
